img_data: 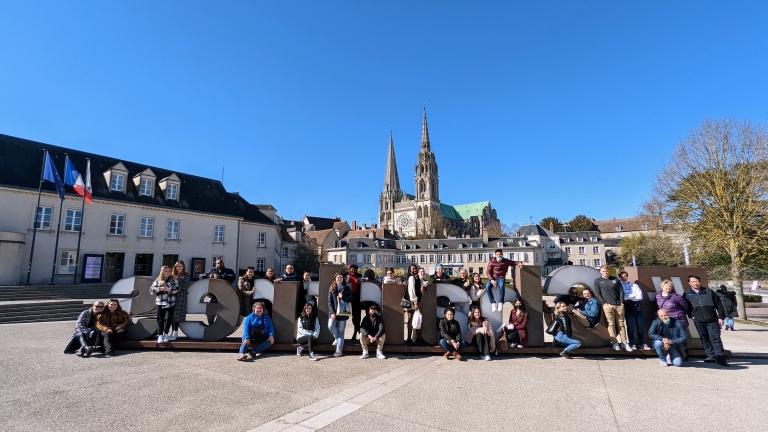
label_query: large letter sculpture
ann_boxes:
[180,278,243,341]
[109,276,156,340]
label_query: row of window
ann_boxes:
[56,252,270,276]
[109,173,179,200]
[564,246,601,255]
[34,206,265,245]
[342,252,532,266]
[562,236,599,243]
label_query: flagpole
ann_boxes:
[72,158,89,284]
[50,154,67,285]
[26,150,48,285]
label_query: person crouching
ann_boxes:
[360,304,386,359]
[237,302,274,361]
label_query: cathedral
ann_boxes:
[378,110,501,239]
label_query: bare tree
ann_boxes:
[652,119,768,320]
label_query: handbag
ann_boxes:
[545,319,561,336]
[336,300,352,317]
[412,309,423,329]
[400,298,413,310]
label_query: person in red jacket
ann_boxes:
[485,249,523,312]
[345,264,362,343]
[507,299,529,348]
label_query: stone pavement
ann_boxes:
[1,321,767,432]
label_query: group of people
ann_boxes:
[64,255,737,368]
[548,266,734,367]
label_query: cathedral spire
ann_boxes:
[421,108,430,150]
[383,131,401,195]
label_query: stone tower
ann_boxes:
[378,132,402,231]
[414,109,441,236]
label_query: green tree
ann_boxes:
[651,119,768,320]
[539,216,564,232]
[567,214,597,231]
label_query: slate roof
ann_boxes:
[304,216,340,231]
[595,217,652,233]
[440,203,462,220]
[518,224,556,237]
[0,133,274,225]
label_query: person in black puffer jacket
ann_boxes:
[551,301,582,359]
[715,285,738,331]
[684,275,728,366]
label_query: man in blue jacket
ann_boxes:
[648,308,688,367]
[237,301,275,361]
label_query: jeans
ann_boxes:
[156,306,174,334]
[624,304,645,346]
[439,338,464,353]
[485,278,519,304]
[653,340,683,366]
[554,331,581,353]
[693,319,724,358]
[239,339,271,355]
[602,304,628,345]
[724,317,735,329]
[297,335,315,352]
[328,318,347,350]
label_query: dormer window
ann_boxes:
[577,237,584,242]
[134,169,157,198]
[104,162,128,193]
[590,236,597,242]
[110,173,125,192]
[139,178,153,196]
[642,224,649,230]
[615,226,623,232]
[158,174,181,201]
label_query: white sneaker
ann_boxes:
[168,331,178,341]
[484,355,491,361]
[659,361,668,367]
[333,350,343,357]
[641,344,651,350]
[296,346,304,356]
[491,303,497,312]
[332,339,337,346]
[376,350,387,359]
[624,344,634,352]
[157,335,164,344]
[308,352,317,361]
[611,343,621,351]
[360,351,369,359]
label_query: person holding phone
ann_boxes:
[328,272,352,357]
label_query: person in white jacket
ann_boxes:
[296,303,320,361]
[619,271,650,351]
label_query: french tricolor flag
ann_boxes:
[64,156,93,205]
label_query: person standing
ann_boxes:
[359,304,387,359]
[264,267,276,282]
[468,272,486,310]
[328,272,352,357]
[431,263,450,283]
[96,299,129,357]
[382,267,399,284]
[238,267,257,316]
[648,308,688,367]
[619,271,649,350]
[237,301,275,361]
[346,264,362,343]
[485,249,523,312]
[715,285,738,331]
[403,264,422,345]
[453,267,471,292]
[169,260,190,341]
[150,266,178,344]
[275,264,299,282]
[206,259,236,284]
[685,275,728,366]
[593,265,631,352]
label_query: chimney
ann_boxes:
[352,220,357,230]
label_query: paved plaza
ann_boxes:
[1,320,767,432]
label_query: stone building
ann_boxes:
[378,110,501,239]
[0,134,283,285]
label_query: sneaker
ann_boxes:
[624,344,634,352]
[376,350,387,360]
[360,351,369,359]
[168,331,178,341]
[157,335,164,344]
[716,357,730,367]
[641,344,651,351]
[236,354,247,361]
[629,344,637,350]
[516,344,524,348]
[248,352,261,359]
[308,352,317,361]
[296,346,304,356]
[611,343,621,351]
[508,343,515,348]
[704,357,716,363]
[84,346,93,357]
[491,303,497,312]
[659,361,668,367]
[332,339,337,346]
[333,350,343,358]
[484,355,491,361]
[560,351,572,359]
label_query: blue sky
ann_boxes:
[1,1,767,227]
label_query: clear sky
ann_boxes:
[1,1,767,227]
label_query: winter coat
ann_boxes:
[170,274,189,322]
[655,292,690,327]
[716,288,738,317]
[328,283,352,321]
